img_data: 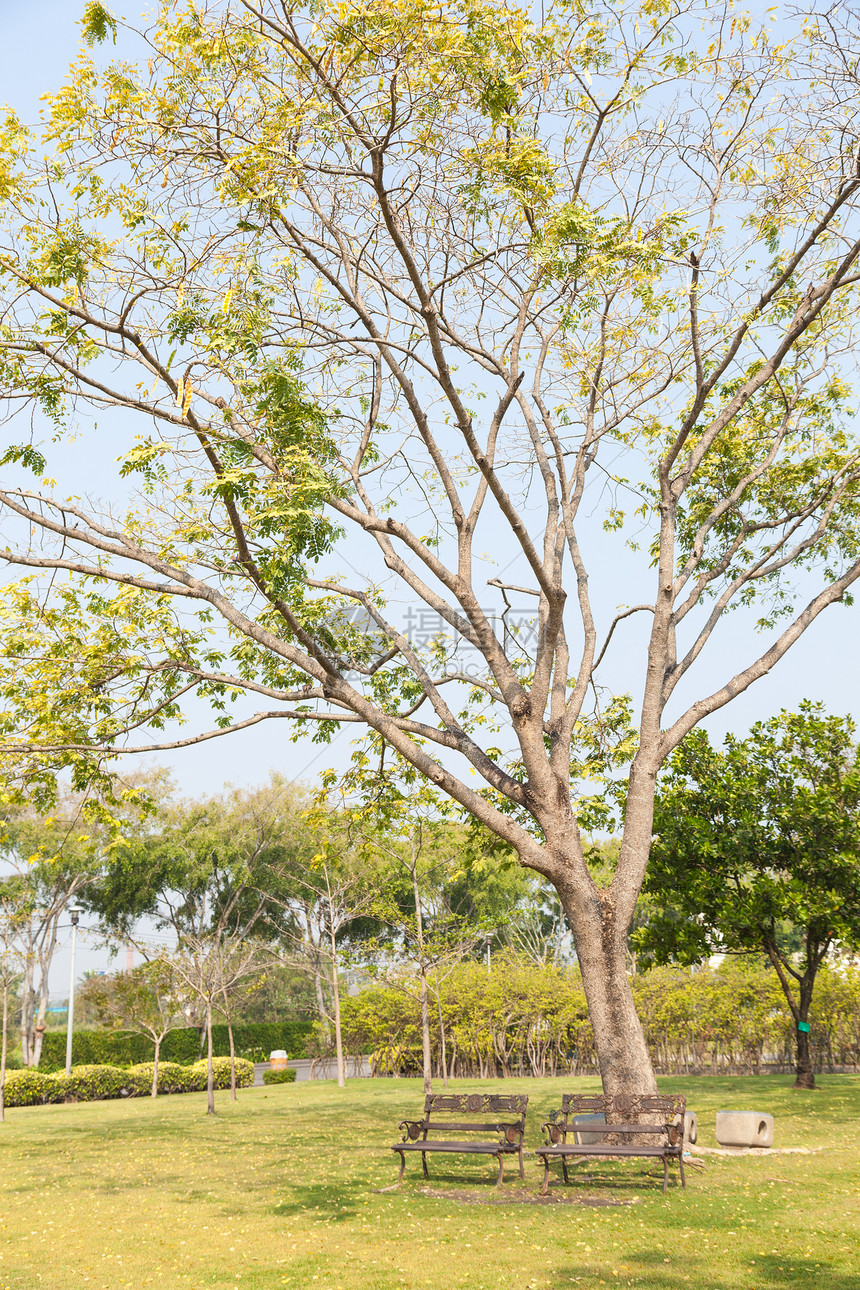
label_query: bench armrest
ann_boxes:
[398,1119,427,1142]
[498,1125,524,1148]
[540,1119,567,1146]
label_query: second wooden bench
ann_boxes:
[536,1093,687,1195]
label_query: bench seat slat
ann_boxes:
[537,1144,680,1158]
[394,1141,516,1154]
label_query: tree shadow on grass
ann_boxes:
[271,1178,362,1223]
[539,1164,685,1199]
[556,1250,859,1289]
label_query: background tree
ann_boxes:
[4,0,860,1093]
[227,963,318,1025]
[637,705,860,1088]
[78,960,191,1096]
[0,802,107,1066]
[91,781,284,1110]
[167,934,266,1112]
[0,885,27,1121]
[330,753,503,1092]
[261,809,384,1089]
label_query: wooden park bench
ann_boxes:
[391,1092,528,1185]
[536,1093,687,1196]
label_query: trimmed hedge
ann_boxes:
[262,1067,297,1085]
[193,1056,255,1089]
[1,1068,57,1107]
[39,1021,314,1072]
[1,1056,256,1107]
[128,1061,202,1094]
[58,1065,150,1101]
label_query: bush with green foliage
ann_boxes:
[2,1068,58,1107]
[127,1061,205,1094]
[191,1056,255,1089]
[262,1067,297,1085]
[1,1056,255,1107]
[55,1064,150,1101]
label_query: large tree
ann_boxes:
[637,706,860,1089]
[2,0,860,1093]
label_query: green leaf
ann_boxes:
[81,2,117,46]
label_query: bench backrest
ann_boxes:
[423,1092,528,1140]
[559,1092,685,1134]
[562,1099,680,1119]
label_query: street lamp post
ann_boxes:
[65,907,81,1076]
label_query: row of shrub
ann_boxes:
[262,1068,297,1085]
[38,1020,314,1072]
[333,957,860,1078]
[1,1056,255,1107]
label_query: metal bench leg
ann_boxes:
[518,1146,525,1181]
[395,1151,406,1185]
[561,1156,570,1185]
[662,1157,669,1195]
[678,1153,686,1189]
[496,1154,504,1185]
[421,1151,429,1179]
[540,1155,551,1197]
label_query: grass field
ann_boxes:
[0,1073,858,1290]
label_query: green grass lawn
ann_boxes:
[0,1074,858,1290]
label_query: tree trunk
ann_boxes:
[152,1036,160,1098]
[435,983,448,1087]
[1,978,8,1123]
[410,846,432,1096]
[418,967,432,1096]
[32,924,58,1069]
[794,975,817,1090]
[227,1017,237,1101]
[795,1021,814,1088]
[222,988,237,1102]
[558,885,658,1096]
[764,940,820,1090]
[312,967,331,1044]
[329,928,345,1089]
[33,1018,46,1069]
[20,957,35,1067]
[205,1003,215,1115]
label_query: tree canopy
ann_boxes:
[638,704,860,1087]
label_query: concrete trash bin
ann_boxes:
[715,1110,774,1148]
[269,1049,288,1071]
